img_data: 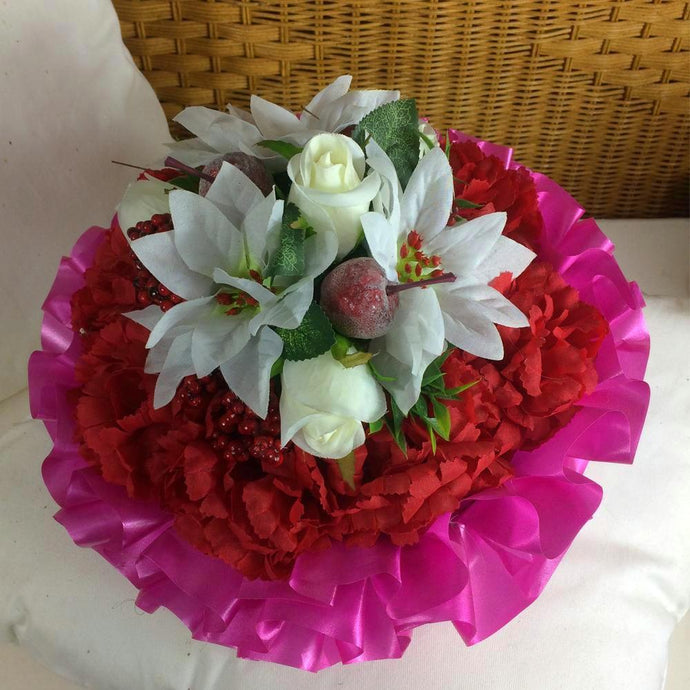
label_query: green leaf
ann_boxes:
[269,357,284,378]
[441,379,480,399]
[454,198,483,209]
[368,360,396,383]
[275,302,336,361]
[339,351,373,368]
[258,139,303,160]
[426,423,437,454]
[289,213,316,238]
[429,398,452,441]
[267,203,306,278]
[272,171,291,199]
[169,173,200,193]
[352,99,420,189]
[335,452,357,490]
[386,397,408,455]
[419,129,436,152]
[368,419,384,434]
[330,333,351,361]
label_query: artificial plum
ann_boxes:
[320,258,399,339]
[198,152,273,197]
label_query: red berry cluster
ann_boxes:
[173,373,221,418]
[126,214,184,311]
[206,386,284,467]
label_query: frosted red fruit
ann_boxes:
[320,258,399,339]
[198,153,273,197]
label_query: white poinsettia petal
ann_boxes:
[131,232,212,300]
[368,288,445,414]
[302,230,338,279]
[434,288,507,360]
[369,349,430,416]
[146,296,214,348]
[212,269,276,305]
[242,195,283,270]
[166,137,220,167]
[427,212,507,276]
[443,283,529,328]
[191,311,252,377]
[173,106,261,153]
[152,332,196,409]
[169,190,245,277]
[250,281,311,333]
[473,234,535,284]
[226,103,254,123]
[316,89,400,132]
[123,304,164,333]
[399,147,454,242]
[365,139,402,225]
[301,75,353,127]
[380,288,445,376]
[251,95,305,139]
[117,180,172,236]
[361,212,399,281]
[204,161,265,228]
[219,327,284,418]
[144,337,173,375]
[282,352,387,422]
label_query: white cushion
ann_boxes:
[0,0,170,401]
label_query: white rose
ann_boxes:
[287,133,381,259]
[279,351,387,459]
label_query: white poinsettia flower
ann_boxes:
[280,351,387,459]
[361,144,536,414]
[167,75,399,170]
[121,162,337,417]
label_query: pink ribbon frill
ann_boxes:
[29,137,650,671]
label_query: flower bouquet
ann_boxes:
[30,76,650,671]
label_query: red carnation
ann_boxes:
[447,138,543,252]
[464,262,609,447]
[71,227,139,337]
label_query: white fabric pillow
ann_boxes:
[0,0,170,400]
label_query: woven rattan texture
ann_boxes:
[114,0,689,217]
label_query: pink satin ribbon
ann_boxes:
[29,138,650,671]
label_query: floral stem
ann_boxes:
[386,273,457,295]
[164,156,215,183]
[111,160,149,171]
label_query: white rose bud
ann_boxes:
[287,133,381,259]
[280,351,387,459]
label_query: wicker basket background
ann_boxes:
[113,0,689,218]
